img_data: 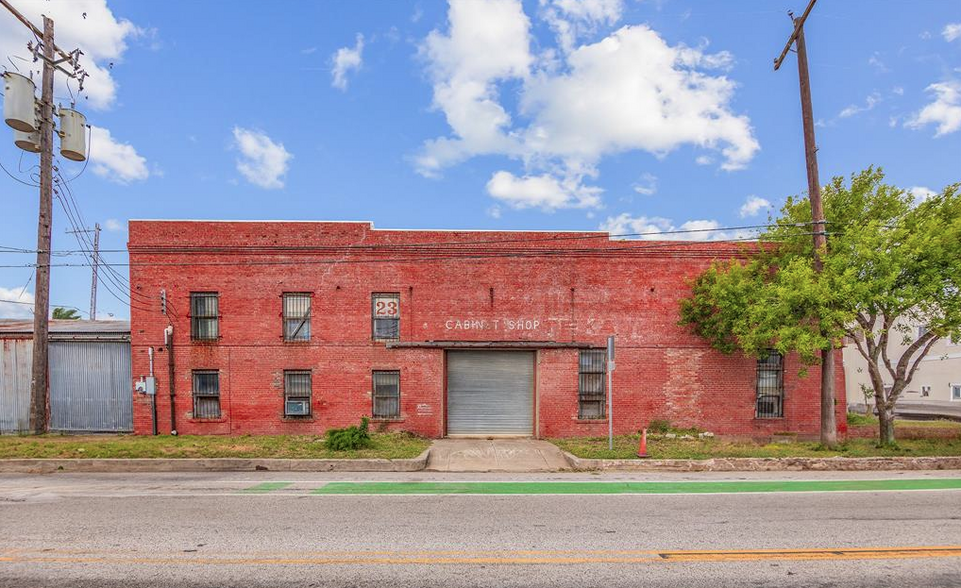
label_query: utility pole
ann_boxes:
[29,14,55,434]
[1,0,86,434]
[775,0,837,447]
[67,223,100,320]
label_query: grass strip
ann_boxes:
[312,478,961,495]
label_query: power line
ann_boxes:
[0,298,87,317]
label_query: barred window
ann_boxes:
[283,293,311,342]
[284,370,312,416]
[192,370,220,419]
[372,294,400,341]
[372,371,400,418]
[578,350,606,419]
[756,350,784,419]
[190,292,219,341]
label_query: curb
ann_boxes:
[562,452,961,472]
[0,448,431,474]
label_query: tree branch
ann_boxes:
[900,332,940,383]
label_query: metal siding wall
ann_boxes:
[49,341,132,432]
[0,339,32,433]
[447,351,534,435]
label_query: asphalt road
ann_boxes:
[2,470,961,587]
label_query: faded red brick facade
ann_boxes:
[128,220,846,438]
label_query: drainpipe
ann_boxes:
[148,346,157,435]
[164,325,177,435]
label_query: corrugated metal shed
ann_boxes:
[0,338,32,433]
[0,320,131,433]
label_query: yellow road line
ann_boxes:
[1,546,960,566]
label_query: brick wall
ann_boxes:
[128,221,846,438]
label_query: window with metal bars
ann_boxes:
[372,371,400,418]
[578,350,606,419]
[284,370,312,417]
[282,293,311,342]
[372,293,400,341]
[190,292,219,341]
[192,370,220,419]
[755,350,784,419]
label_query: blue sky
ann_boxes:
[1,0,959,320]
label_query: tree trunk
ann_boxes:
[820,347,838,447]
[877,404,896,447]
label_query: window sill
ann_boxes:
[575,418,608,424]
[371,417,404,422]
[190,339,220,345]
[753,417,785,421]
[282,416,315,422]
[187,417,226,423]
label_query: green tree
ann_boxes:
[679,168,961,446]
[52,307,81,320]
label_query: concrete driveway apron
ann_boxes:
[426,439,569,472]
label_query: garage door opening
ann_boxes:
[446,350,534,436]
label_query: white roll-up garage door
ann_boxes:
[446,351,534,436]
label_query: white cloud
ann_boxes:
[486,170,601,211]
[943,23,961,43]
[600,214,749,241]
[892,86,904,96]
[868,53,888,73]
[331,33,365,91]
[839,92,880,118]
[231,127,292,189]
[416,1,758,211]
[415,0,532,176]
[88,125,149,183]
[906,81,961,136]
[632,173,657,195]
[104,218,124,231]
[0,286,34,319]
[739,195,771,218]
[0,0,142,111]
[542,0,624,53]
[909,186,937,202]
[694,155,713,165]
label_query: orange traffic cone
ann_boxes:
[637,428,648,458]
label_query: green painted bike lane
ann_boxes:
[306,478,961,495]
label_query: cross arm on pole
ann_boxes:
[774,0,818,70]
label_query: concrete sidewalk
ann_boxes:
[426,439,569,472]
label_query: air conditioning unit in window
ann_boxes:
[285,400,310,416]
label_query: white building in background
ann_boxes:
[843,324,961,413]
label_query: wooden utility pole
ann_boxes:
[775,0,837,447]
[2,0,86,434]
[28,15,56,434]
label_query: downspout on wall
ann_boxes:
[164,325,176,435]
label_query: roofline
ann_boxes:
[128,219,608,235]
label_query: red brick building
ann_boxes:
[128,220,845,439]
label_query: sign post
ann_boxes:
[607,335,615,451]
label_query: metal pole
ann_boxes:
[89,223,99,320]
[607,362,613,451]
[607,335,615,451]
[28,15,55,434]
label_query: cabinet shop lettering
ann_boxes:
[444,319,541,331]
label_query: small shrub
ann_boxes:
[648,419,672,434]
[325,417,371,451]
[846,412,876,427]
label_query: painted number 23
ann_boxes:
[375,300,398,317]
